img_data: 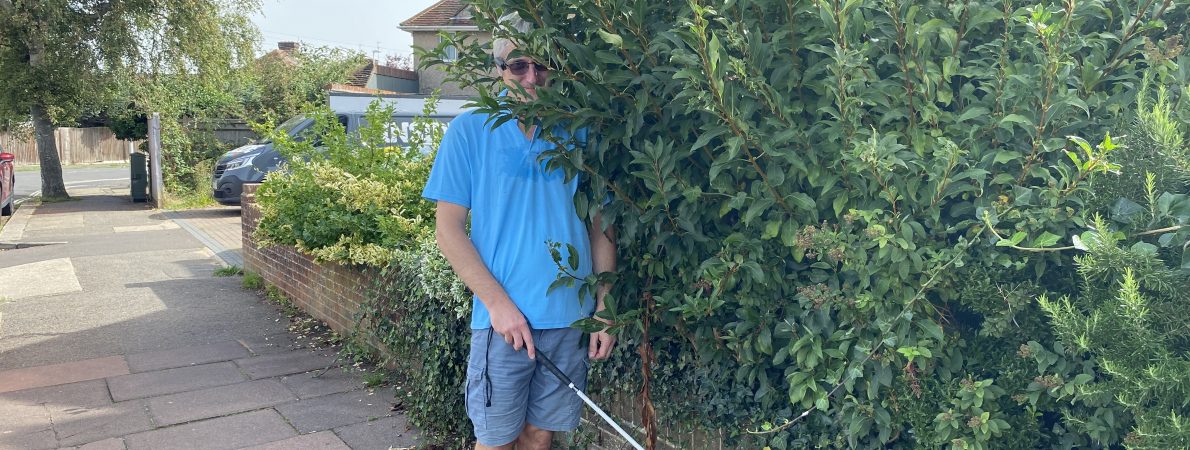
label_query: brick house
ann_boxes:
[399,0,491,96]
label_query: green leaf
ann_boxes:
[998,114,1034,131]
[764,220,781,239]
[691,128,726,152]
[918,319,945,341]
[992,151,1020,165]
[815,396,829,411]
[567,244,580,270]
[781,220,798,248]
[1111,198,1145,224]
[1031,232,1060,248]
[1130,241,1158,256]
[997,231,1026,247]
[597,30,623,48]
[956,107,990,123]
[790,193,816,212]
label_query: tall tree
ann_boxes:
[0,0,259,200]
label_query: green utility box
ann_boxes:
[130,152,148,202]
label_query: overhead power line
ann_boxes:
[258,29,413,55]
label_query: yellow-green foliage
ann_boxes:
[254,98,440,267]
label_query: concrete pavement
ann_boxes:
[0,187,421,449]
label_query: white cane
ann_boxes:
[536,351,645,450]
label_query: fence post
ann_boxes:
[148,113,164,209]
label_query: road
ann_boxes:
[14,166,131,203]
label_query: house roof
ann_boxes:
[346,60,418,88]
[399,0,477,29]
[325,83,399,96]
[257,42,300,65]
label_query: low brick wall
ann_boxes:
[241,183,371,334]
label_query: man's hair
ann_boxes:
[493,12,532,64]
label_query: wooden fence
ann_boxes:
[197,119,258,147]
[0,127,142,165]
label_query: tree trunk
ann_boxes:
[31,103,68,200]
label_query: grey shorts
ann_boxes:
[466,327,589,447]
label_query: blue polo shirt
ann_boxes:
[422,108,593,330]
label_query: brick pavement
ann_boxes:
[167,207,243,267]
[0,339,422,450]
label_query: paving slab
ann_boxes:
[0,379,112,409]
[166,208,243,268]
[0,402,54,450]
[0,402,51,430]
[0,200,34,244]
[146,379,296,426]
[235,350,338,380]
[239,431,351,450]
[0,356,128,393]
[236,334,300,356]
[125,341,250,373]
[0,257,83,300]
[123,409,296,450]
[274,389,395,433]
[278,367,367,400]
[333,415,423,450]
[106,362,245,401]
[73,437,127,450]
[0,427,57,450]
[51,399,153,447]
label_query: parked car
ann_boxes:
[212,93,467,205]
[1,145,14,216]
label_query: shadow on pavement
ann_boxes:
[31,195,152,216]
[0,267,288,371]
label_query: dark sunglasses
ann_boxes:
[499,59,549,76]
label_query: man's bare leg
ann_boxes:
[475,441,514,450]
[473,424,552,450]
[514,423,553,450]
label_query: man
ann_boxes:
[421,13,618,450]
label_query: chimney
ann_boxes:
[278,41,300,52]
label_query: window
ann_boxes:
[439,36,458,62]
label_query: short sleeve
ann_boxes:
[422,116,473,209]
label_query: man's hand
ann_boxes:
[588,211,618,361]
[490,302,535,360]
[588,318,616,360]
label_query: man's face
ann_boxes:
[499,46,548,102]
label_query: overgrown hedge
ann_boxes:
[255,0,1190,448]
[423,0,1189,448]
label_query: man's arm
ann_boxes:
[435,201,536,359]
[588,211,617,360]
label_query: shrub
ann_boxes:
[418,0,1189,448]
[358,236,473,446]
[253,97,441,266]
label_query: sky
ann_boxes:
[250,0,443,60]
